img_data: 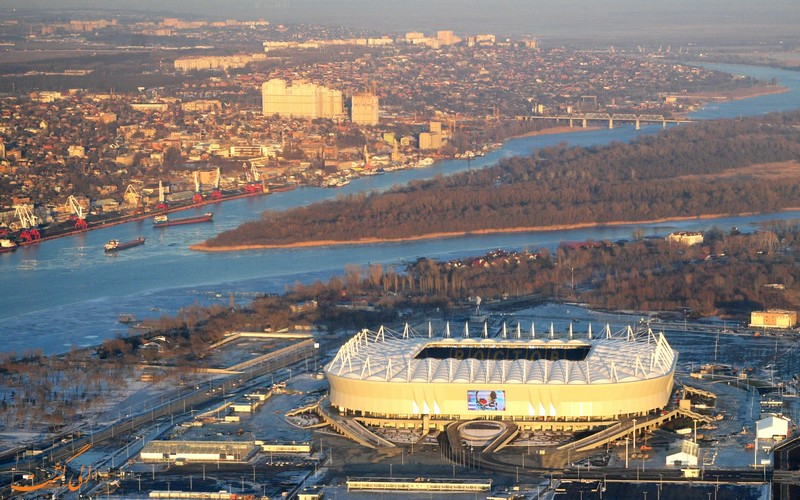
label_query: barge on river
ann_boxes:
[153,212,213,227]
[104,236,145,252]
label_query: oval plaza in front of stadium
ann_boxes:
[325,323,678,429]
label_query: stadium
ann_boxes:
[325,322,677,427]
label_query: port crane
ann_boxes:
[192,171,204,204]
[156,180,168,211]
[210,167,223,201]
[66,195,89,230]
[244,162,263,194]
[123,184,144,214]
[13,204,41,242]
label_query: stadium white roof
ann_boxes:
[326,323,677,385]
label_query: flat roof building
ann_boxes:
[666,231,704,246]
[666,439,699,467]
[262,79,344,120]
[419,132,441,151]
[757,414,791,439]
[751,310,798,329]
[351,93,379,126]
[140,440,258,463]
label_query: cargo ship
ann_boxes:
[153,212,213,227]
[104,236,145,252]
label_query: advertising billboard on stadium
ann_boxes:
[467,390,506,411]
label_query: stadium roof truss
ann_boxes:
[327,322,676,386]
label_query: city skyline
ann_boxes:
[3,0,799,42]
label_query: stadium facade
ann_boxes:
[325,323,677,426]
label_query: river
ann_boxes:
[1,63,799,355]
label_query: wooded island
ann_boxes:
[195,111,800,250]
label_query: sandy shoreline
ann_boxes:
[676,83,789,102]
[517,125,603,137]
[190,209,800,252]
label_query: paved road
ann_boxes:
[0,341,315,496]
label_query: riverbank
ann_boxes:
[518,125,603,137]
[189,209,796,252]
[6,60,800,353]
[10,189,269,248]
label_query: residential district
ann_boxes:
[0,12,760,244]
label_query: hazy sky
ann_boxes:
[5,0,800,42]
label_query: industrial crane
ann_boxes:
[13,204,41,242]
[192,171,204,204]
[244,162,263,194]
[156,180,168,211]
[66,195,88,230]
[123,184,144,214]
[13,204,37,228]
[210,167,223,201]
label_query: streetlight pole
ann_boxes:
[625,437,629,469]
[657,474,662,500]
[754,420,759,467]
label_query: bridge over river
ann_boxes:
[517,113,693,130]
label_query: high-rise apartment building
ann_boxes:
[419,132,441,151]
[437,30,458,46]
[350,93,380,126]
[261,79,344,120]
